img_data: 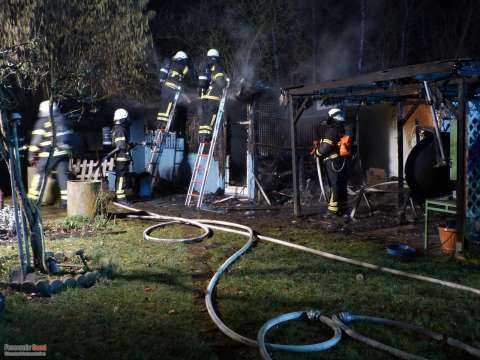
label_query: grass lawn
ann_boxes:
[0,215,479,359]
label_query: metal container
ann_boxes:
[102,127,112,147]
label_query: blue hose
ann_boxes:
[257,310,342,359]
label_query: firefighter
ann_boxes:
[112,108,131,204]
[156,51,190,130]
[312,108,352,217]
[197,48,227,143]
[27,101,73,208]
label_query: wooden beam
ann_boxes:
[402,103,420,125]
[289,95,301,217]
[292,83,424,99]
[397,103,405,210]
[294,97,310,125]
[456,79,467,250]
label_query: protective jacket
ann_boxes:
[28,113,73,161]
[315,124,346,160]
[198,63,227,101]
[160,58,189,89]
[112,123,130,161]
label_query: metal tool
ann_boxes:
[146,85,182,185]
[185,80,230,208]
[75,249,90,272]
[316,157,327,202]
[423,81,448,167]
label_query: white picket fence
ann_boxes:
[70,158,115,181]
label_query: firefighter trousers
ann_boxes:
[325,157,348,214]
[114,159,130,200]
[199,99,220,143]
[157,86,177,129]
[28,156,69,203]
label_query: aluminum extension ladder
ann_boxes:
[146,85,182,185]
[185,81,230,208]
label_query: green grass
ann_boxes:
[1,218,479,359]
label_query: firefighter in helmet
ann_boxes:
[112,108,131,204]
[28,101,73,208]
[156,51,190,130]
[197,48,227,143]
[312,108,352,217]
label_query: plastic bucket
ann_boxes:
[438,224,457,254]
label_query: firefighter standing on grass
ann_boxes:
[197,49,227,143]
[112,108,131,204]
[312,108,352,217]
[28,101,73,208]
[156,51,190,130]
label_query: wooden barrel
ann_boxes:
[67,180,101,217]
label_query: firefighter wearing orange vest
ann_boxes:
[312,108,352,216]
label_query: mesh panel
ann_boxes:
[467,101,480,252]
[252,93,327,158]
[253,93,289,157]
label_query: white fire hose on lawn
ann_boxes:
[114,202,480,359]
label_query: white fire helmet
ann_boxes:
[38,100,59,117]
[11,112,22,120]
[328,108,345,122]
[173,51,188,60]
[207,48,220,58]
[113,108,128,123]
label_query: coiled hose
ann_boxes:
[257,310,342,360]
[115,202,480,359]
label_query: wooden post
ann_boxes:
[397,103,405,208]
[456,79,467,250]
[289,95,301,217]
[67,180,101,217]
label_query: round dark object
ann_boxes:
[35,280,51,297]
[47,258,59,274]
[50,280,64,294]
[405,133,453,199]
[386,243,416,257]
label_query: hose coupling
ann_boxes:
[306,309,323,321]
[336,312,354,323]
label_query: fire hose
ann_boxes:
[114,202,480,359]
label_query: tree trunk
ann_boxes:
[312,0,318,82]
[400,0,410,65]
[358,0,366,73]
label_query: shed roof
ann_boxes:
[285,59,480,104]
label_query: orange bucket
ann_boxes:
[438,224,457,254]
